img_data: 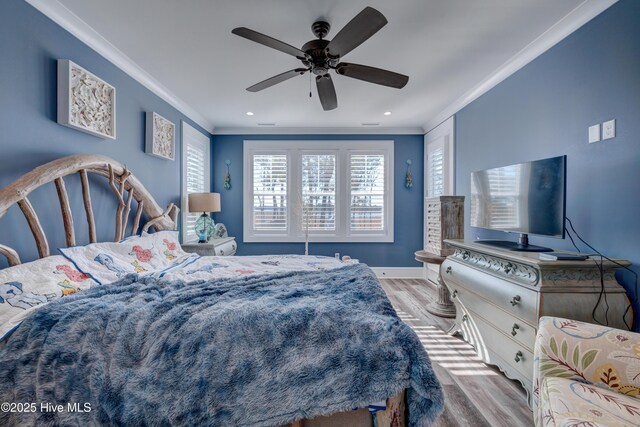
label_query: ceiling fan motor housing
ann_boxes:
[301,38,333,75]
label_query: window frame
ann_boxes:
[181,121,211,243]
[243,140,394,243]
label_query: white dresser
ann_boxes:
[441,239,631,405]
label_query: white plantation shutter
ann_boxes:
[424,117,454,200]
[243,141,393,242]
[302,154,336,231]
[427,146,445,197]
[252,154,288,231]
[181,123,210,243]
[350,154,385,231]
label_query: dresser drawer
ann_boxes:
[442,259,539,325]
[457,308,534,385]
[451,283,537,351]
[472,313,534,383]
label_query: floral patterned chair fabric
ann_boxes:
[534,316,640,427]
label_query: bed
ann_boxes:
[0,154,443,426]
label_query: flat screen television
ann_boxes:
[470,155,566,252]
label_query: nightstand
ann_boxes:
[181,237,237,256]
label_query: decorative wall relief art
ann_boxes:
[57,59,116,139]
[145,112,176,160]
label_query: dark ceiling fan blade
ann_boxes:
[247,68,308,92]
[232,27,307,58]
[325,7,387,58]
[316,75,337,111]
[336,63,408,89]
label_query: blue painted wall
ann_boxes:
[212,135,424,267]
[455,0,640,327]
[0,0,210,268]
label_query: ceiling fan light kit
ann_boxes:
[232,6,409,111]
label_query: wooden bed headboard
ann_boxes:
[0,154,179,266]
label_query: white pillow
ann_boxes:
[60,231,192,285]
[0,255,98,340]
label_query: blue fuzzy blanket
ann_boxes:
[0,264,443,426]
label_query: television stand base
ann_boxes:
[476,239,553,252]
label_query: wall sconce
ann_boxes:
[224,160,232,190]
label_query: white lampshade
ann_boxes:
[188,192,221,213]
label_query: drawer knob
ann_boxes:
[462,314,468,322]
[511,324,520,336]
[445,266,452,274]
[514,351,523,363]
[451,289,458,298]
[510,295,521,306]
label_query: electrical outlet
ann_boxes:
[588,124,601,143]
[603,119,616,140]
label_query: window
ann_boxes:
[302,154,336,231]
[426,146,444,197]
[244,141,393,242]
[350,154,385,231]
[424,116,454,198]
[252,154,288,232]
[181,122,211,243]
[423,116,455,283]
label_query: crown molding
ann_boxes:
[423,0,618,133]
[26,0,215,133]
[212,126,425,135]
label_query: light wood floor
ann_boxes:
[379,278,533,427]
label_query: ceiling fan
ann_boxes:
[232,6,409,111]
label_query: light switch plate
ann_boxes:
[603,119,616,140]
[588,124,601,143]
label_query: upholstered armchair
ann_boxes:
[533,316,640,426]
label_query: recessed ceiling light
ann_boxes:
[246,111,254,116]
[384,111,392,116]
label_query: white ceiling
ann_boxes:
[48,0,596,133]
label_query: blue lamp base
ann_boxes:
[195,213,215,243]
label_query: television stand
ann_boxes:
[476,233,553,252]
[441,239,631,406]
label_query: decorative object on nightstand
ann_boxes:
[182,236,236,256]
[188,192,221,243]
[214,223,228,239]
[420,195,464,318]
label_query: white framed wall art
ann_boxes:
[145,112,176,161]
[57,59,116,139]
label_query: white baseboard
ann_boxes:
[371,267,424,279]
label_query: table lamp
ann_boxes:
[188,192,221,243]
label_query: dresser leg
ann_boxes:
[446,324,461,336]
[426,274,457,318]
